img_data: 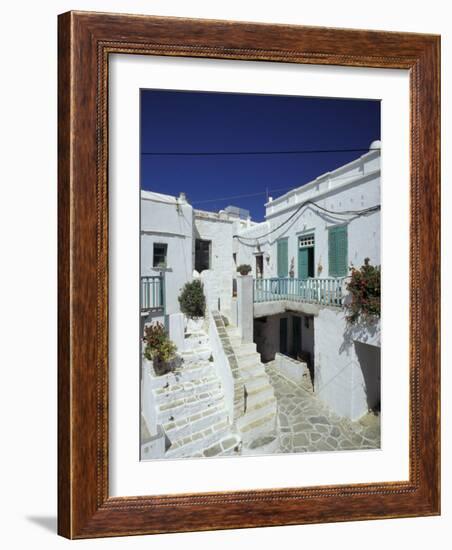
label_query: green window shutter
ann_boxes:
[329,226,348,277]
[298,247,309,279]
[277,239,288,277]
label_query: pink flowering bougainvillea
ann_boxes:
[344,258,380,324]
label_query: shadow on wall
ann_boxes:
[339,319,381,414]
[339,319,380,353]
[355,341,381,413]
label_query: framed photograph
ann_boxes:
[58,11,440,538]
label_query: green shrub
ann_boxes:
[143,322,177,375]
[344,258,380,324]
[236,264,252,275]
[178,279,206,319]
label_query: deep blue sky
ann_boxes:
[140,90,380,221]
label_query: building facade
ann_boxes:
[141,142,381,422]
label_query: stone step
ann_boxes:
[231,341,257,354]
[237,353,262,369]
[156,387,224,424]
[153,375,220,404]
[246,384,275,407]
[163,403,228,442]
[179,347,212,363]
[165,419,232,458]
[239,396,277,426]
[243,374,271,392]
[233,346,260,359]
[183,331,210,352]
[219,436,242,456]
[172,360,215,382]
[238,411,277,444]
[242,433,280,455]
[239,362,266,379]
[227,336,243,347]
[201,433,242,458]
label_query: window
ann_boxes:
[328,225,348,277]
[153,243,167,268]
[298,234,315,248]
[195,239,211,272]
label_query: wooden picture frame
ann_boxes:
[58,11,440,539]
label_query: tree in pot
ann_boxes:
[143,322,177,376]
[236,264,252,276]
[178,279,206,332]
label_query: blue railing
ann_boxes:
[254,277,345,307]
[141,275,165,312]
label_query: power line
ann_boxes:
[191,172,380,206]
[233,200,380,242]
[192,186,291,205]
[142,147,380,157]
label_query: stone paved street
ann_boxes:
[265,361,380,454]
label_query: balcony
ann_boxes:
[141,275,165,314]
[253,277,345,308]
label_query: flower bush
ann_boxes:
[178,279,206,319]
[344,258,381,324]
[236,264,252,276]
[143,322,177,375]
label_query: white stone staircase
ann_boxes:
[148,329,241,459]
[224,324,279,452]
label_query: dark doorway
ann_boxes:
[255,254,264,279]
[292,316,301,357]
[279,318,288,354]
[195,239,211,272]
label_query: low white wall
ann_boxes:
[208,313,235,422]
[230,297,238,327]
[314,308,380,420]
[141,425,166,460]
[237,275,254,343]
[168,312,185,351]
[200,270,218,314]
[141,361,159,436]
[274,353,307,385]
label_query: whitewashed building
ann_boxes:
[234,141,381,420]
[141,142,381,434]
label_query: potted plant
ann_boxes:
[178,279,206,332]
[236,264,252,276]
[143,322,177,376]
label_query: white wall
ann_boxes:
[314,308,381,420]
[235,221,271,277]
[141,192,193,315]
[238,149,381,280]
[2,1,450,549]
[194,212,234,315]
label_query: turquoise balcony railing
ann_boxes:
[253,277,345,307]
[141,275,165,313]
